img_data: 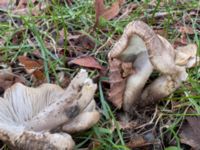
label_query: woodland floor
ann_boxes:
[0,0,200,150]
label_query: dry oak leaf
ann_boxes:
[18,56,45,80]
[69,56,103,70]
[0,66,25,94]
[95,0,124,25]
[108,58,132,108]
[180,116,200,149]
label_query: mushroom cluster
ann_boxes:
[108,21,198,114]
[0,70,100,149]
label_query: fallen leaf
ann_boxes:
[69,56,103,70]
[57,72,70,88]
[108,59,133,108]
[121,62,134,77]
[95,0,124,26]
[118,3,138,20]
[58,31,95,51]
[173,38,187,48]
[11,29,25,45]
[101,1,120,20]
[95,0,105,25]
[178,26,194,34]
[74,35,95,51]
[108,59,127,108]
[126,132,159,148]
[0,65,25,94]
[180,116,200,149]
[18,56,45,80]
[16,0,36,9]
[126,134,146,148]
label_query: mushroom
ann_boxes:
[0,69,100,149]
[108,21,197,113]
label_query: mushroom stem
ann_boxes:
[140,75,181,106]
[123,52,153,112]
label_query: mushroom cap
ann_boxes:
[0,70,100,149]
[108,20,197,112]
[108,20,182,76]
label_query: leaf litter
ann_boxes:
[0,0,199,149]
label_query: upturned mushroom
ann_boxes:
[108,21,197,113]
[0,69,100,149]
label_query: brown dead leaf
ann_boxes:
[101,1,120,20]
[58,31,95,51]
[108,58,133,108]
[57,72,70,88]
[95,0,105,24]
[126,132,159,148]
[18,56,45,80]
[176,26,194,47]
[95,0,124,26]
[180,116,200,149]
[121,62,134,77]
[69,56,103,70]
[118,3,138,20]
[127,134,146,148]
[0,65,25,94]
[178,26,194,34]
[16,0,36,9]
[11,29,25,45]
[74,35,95,51]
[173,38,188,48]
[108,59,126,108]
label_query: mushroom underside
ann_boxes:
[0,70,100,149]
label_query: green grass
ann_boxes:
[0,0,200,149]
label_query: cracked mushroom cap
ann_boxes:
[108,21,197,113]
[0,70,100,149]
